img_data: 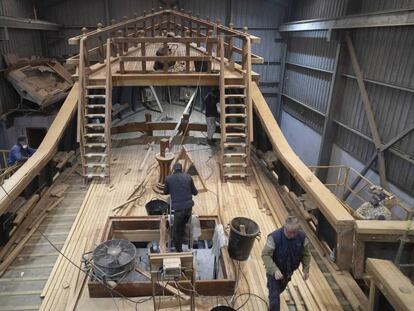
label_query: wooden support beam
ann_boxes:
[345,32,388,189]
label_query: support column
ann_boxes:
[316,38,344,182]
[345,31,388,189]
[276,41,287,123]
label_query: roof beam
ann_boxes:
[0,16,61,31]
[279,9,414,32]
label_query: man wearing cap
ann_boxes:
[8,136,36,166]
[164,163,198,252]
[262,216,311,311]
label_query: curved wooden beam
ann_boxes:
[0,84,79,215]
[251,82,354,270]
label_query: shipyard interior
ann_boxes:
[0,1,413,311]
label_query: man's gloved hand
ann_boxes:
[274,269,283,280]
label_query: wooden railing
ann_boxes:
[67,8,263,76]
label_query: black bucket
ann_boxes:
[228,217,260,261]
[210,306,235,311]
[145,199,168,215]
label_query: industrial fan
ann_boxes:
[91,239,137,282]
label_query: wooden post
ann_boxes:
[196,14,201,47]
[142,11,147,36]
[110,19,117,57]
[139,30,146,73]
[181,9,185,36]
[123,16,129,52]
[160,138,169,157]
[227,23,234,64]
[188,11,193,36]
[242,26,248,70]
[163,40,169,73]
[185,30,190,73]
[206,29,213,73]
[145,113,153,136]
[158,7,163,36]
[118,30,125,73]
[97,23,104,63]
[151,8,155,37]
[133,13,138,47]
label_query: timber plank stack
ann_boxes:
[0,172,87,311]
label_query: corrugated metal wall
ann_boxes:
[281,0,414,195]
[0,0,43,115]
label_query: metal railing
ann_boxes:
[309,164,412,220]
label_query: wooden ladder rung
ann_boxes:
[223,153,247,158]
[84,153,107,158]
[83,163,108,168]
[86,85,105,89]
[86,94,106,99]
[225,123,247,127]
[224,85,246,89]
[84,133,105,138]
[224,94,246,98]
[223,163,247,168]
[225,133,247,138]
[85,114,105,118]
[85,123,105,128]
[86,104,106,109]
[224,173,248,178]
[225,113,246,118]
[224,104,246,108]
[85,143,107,148]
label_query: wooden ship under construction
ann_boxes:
[0,7,413,311]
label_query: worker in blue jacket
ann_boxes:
[262,216,311,311]
[164,163,198,252]
[8,136,36,166]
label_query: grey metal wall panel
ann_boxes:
[282,98,324,133]
[287,36,337,71]
[359,0,414,13]
[335,79,414,153]
[0,0,34,17]
[40,0,105,26]
[250,30,282,62]
[179,0,226,23]
[254,64,281,83]
[231,0,286,28]
[109,0,158,21]
[284,65,331,114]
[290,0,348,21]
[344,27,414,90]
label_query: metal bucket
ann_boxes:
[145,199,169,215]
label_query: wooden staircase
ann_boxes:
[78,38,112,181]
[219,39,252,180]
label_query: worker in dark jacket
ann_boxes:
[164,163,198,252]
[8,136,36,166]
[262,216,311,311]
[203,88,219,145]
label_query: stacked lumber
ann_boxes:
[0,167,72,277]
[52,151,76,171]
